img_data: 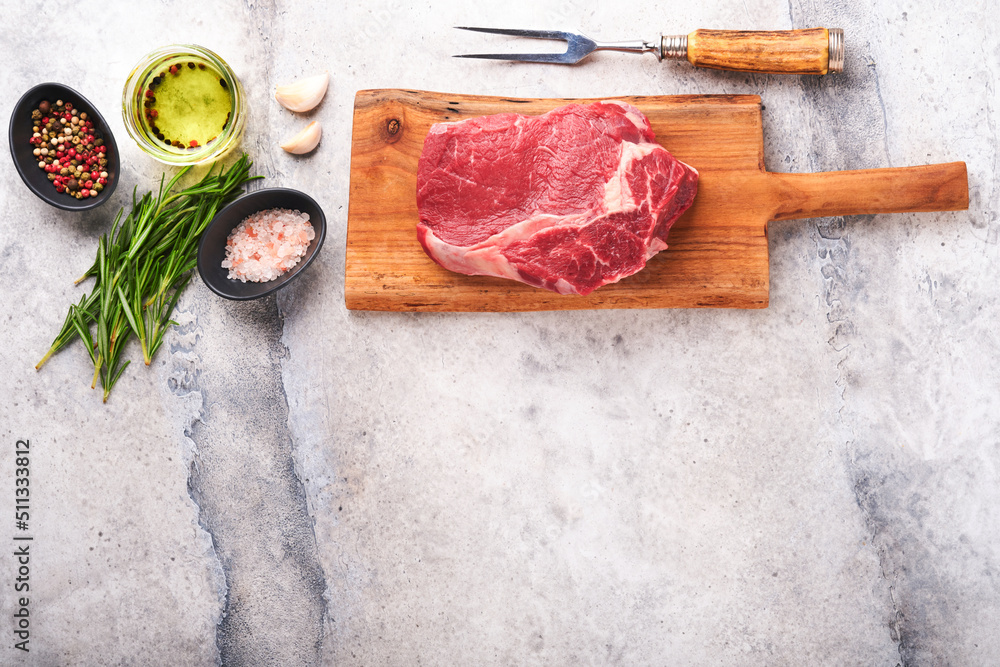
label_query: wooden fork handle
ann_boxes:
[768,162,970,222]
[669,28,844,75]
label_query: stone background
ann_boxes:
[1,1,997,665]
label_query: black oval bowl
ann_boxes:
[197,188,327,300]
[8,83,120,211]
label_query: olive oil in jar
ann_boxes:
[142,61,232,149]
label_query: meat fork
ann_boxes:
[455,26,844,75]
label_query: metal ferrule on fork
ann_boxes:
[660,35,688,60]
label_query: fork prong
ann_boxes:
[453,53,578,64]
[453,27,592,64]
[454,26,574,41]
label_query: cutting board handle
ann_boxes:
[769,162,969,221]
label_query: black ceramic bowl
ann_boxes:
[9,83,120,211]
[197,188,326,300]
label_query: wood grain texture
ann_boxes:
[687,28,831,75]
[770,163,969,220]
[345,89,968,312]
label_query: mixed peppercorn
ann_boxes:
[30,99,109,200]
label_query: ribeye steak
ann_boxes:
[416,101,699,295]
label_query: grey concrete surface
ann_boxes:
[1,0,998,665]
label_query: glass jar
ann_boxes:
[122,44,246,165]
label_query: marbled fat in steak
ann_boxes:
[416,101,699,295]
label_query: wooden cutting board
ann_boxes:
[346,89,968,311]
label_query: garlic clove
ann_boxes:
[280,121,322,154]
[274,72,329,113]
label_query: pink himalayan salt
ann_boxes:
[222,208,315,283]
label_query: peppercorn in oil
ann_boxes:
[143,60,233,150]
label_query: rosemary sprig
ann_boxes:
[36,153,262,402]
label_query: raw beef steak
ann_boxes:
[416,101,699,295]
